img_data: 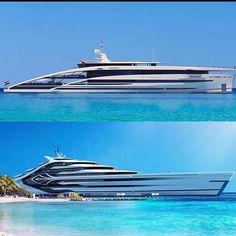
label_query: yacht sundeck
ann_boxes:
[15,151,234,197]
[4,43,235,94]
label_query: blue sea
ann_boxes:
[1,89,236,121]
[1,194,236,236]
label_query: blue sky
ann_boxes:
[0,2,236,85]
[0,122,236,191]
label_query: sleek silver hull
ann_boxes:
[15,155,234,197]
[17,172,233,197]
[4,74,234,94]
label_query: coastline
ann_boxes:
[0,197,70,204]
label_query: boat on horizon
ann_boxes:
[4,42,236,94]
[15,150,234,197]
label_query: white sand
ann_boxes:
[0,197,69,203]
[0,231,14,236]
[0,197,34,203]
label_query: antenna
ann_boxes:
[55,146,65,158]
[94,40,110,62]
[100,39,104,51]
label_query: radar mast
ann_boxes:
[55,146,65,158]
[94,39,110,62]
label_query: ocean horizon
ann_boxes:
[1,193,236,236]
[1,89,236,121]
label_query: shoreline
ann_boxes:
[0,196,146,203]
[0,231,15,236]
[0,197,69,204]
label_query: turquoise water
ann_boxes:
[1,90,236,121]
[1,195,236,236]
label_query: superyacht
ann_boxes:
[4,42,235,94]
[15,150,234,197]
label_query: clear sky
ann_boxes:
[0,2,236,85]
[0,122,236,191]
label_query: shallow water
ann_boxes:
[0,194,236,236]
[1,90,236,121]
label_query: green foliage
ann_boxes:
[69,192,82,201]
[0,175,31,197]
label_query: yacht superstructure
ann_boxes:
[15,151,234,197]
[4,43,235,94]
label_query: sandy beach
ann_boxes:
[0,197,70,203]
[0,197,70,236]
[0,231,14,236]
[0,197,34,203]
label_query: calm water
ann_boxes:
[1,194,236,236]
[1,90,236,121]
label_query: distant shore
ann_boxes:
[0,196,69,204]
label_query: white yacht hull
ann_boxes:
[4,45,235,94]
[4,74,233,94]
[4,88,232,94]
